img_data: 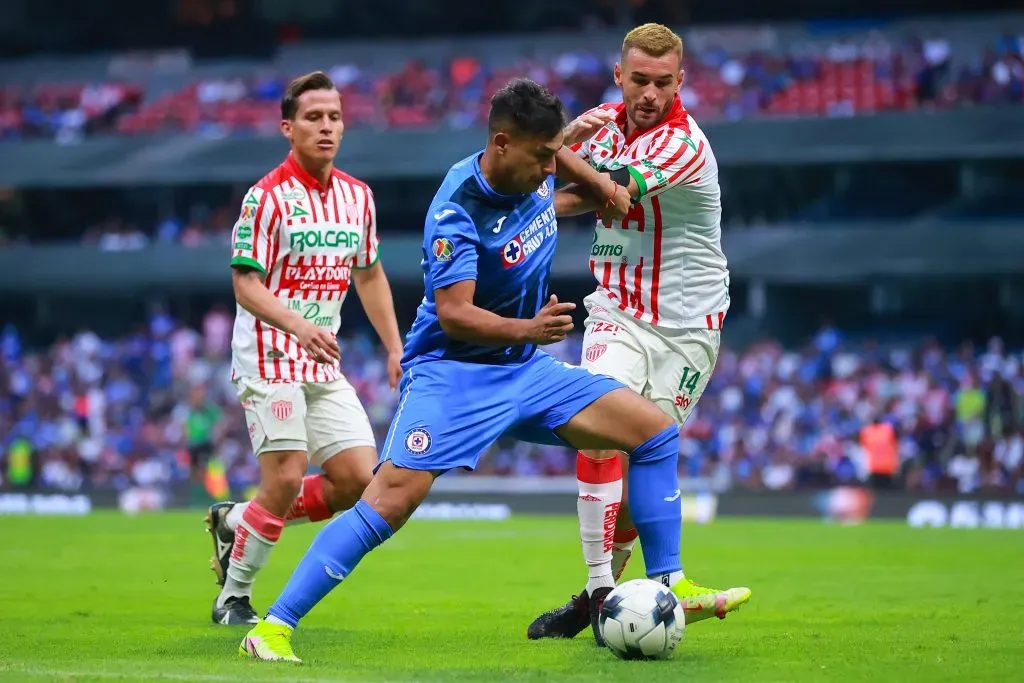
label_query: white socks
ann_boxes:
[576,452,623,595]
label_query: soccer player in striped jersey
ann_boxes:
[206,71,403,625]
[528,24,752,645]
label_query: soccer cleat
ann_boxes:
[670,578,752,624]
[526,591,591,641]
[239,618,301,662]
[205,501,237,586]
[587,586,612,647]
[212,595,259,626]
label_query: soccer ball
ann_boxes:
[599,579,686,660]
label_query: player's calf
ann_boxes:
[263,462,433,633]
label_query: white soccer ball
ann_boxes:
[599,579,686,660]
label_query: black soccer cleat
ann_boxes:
[212,595,259,626]
[527,591,591,642]
[205,501,237,586]
[588,586,613,647]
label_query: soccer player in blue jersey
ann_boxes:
[240,79,696,662]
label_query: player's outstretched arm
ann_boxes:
[352,261,404,387]
[553,148,631,221]
[435,282,575,347]
[232,267,340,363]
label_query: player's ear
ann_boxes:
[677,68,685,89]
[613,63,623,88]
[492,131,511,155]
[280,119,292,142]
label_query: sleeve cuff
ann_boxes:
[627,165,648,197]
[230,256,267,274]
[354,250,381,269]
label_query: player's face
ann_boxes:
[281,88,344,165]
[614,48,683,131]
[498,131,563,194]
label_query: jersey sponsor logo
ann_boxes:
[243,191,260,207]
[287,300,333,327]
[281,264,352,294]
[502,205,557,268]
[585,343,607,363]
[432,237,455,261]
[290,229,361,251]
[492,216,506,234]
[535,181,550,199]
[405,428,432,454]
[234,241,252,251]
[271,400,293,421]
[289,203,310,219]
[236,225,252,240]
[281,187,306,201]
[502,237,523,268]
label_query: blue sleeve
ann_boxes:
[426,202,479,290]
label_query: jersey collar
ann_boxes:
[283,152,331,192]
[472,152,525,205]
[615,95,688,146]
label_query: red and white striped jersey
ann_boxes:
[229,152,379,382]
[573,96,730,330]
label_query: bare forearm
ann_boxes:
[354,269,403,353]
[233,272,303,334]
[555,184,602,217]
[555,147,615,200]
[439,301,530,347]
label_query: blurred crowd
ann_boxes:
[2,312,1021,498]
[1,30,1022,142]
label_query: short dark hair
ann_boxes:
[488,78,567,140]
[281,71,336,120]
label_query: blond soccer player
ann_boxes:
[528,24,752,645]
[206,71,403,625]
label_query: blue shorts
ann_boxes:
[378,350,624,473]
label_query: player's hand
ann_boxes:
[601,183,632,226]
[562,109,616,147]
[294,320,341,364]
[386,348,403,390]
[526,295,576,345]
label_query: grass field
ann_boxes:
[1,512,1021,682]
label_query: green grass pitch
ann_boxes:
[0,512,1020,682]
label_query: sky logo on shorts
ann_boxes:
[405,428,432,454]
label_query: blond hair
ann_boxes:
[621,23,683,63]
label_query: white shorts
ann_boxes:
[235,376,376,467]
[580,291,721,425]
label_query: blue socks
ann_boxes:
[267,500,393,628]
[627,425,683,579]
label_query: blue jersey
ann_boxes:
[402,152,558,368]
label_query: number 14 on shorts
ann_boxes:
[673,366,701,409]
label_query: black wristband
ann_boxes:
[607,166,632,189]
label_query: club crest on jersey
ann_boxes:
[433,237,455,261]
[502,237,523,268]
[535,181,550,199]
[344,203,360,223]
[271,400,293,421]
[585,344,607,363]
[405,428,432,454]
